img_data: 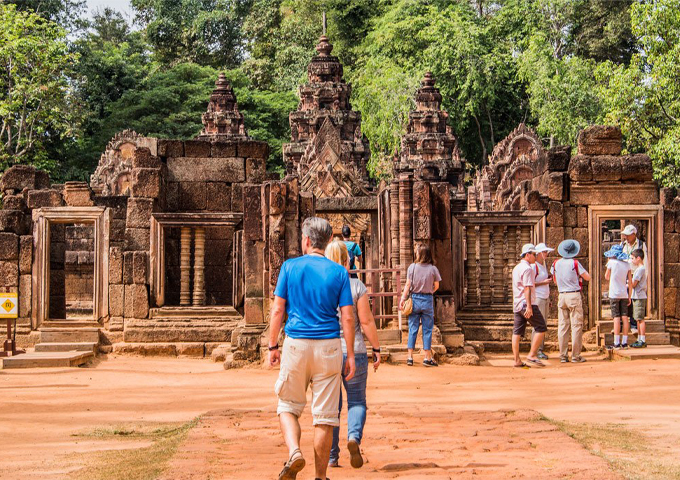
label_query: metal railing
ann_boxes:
[352,267,404,331]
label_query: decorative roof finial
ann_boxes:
[322,11,327,36]
[316,35,333,56]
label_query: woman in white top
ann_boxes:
[532,243,554,360]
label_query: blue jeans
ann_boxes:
[407,293,434,351]
[329,354,369,463]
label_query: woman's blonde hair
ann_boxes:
[325,239,349,267]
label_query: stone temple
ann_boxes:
[1,36,679,367]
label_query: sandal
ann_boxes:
[514,362,529,368]
[279,448,305,480]
[526,358,546,368]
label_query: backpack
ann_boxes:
[551,258,582,290]
[346,241,359,270]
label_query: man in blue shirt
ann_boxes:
[269,216,355,480]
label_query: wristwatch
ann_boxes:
[268,344,279,351]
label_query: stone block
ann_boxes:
[167,157,245,183]
[577,207,588,228]
[238,141,269,159]
[124,284,149,318]
[183,139,211,157]
[564,207,577,227]
[125,228,150,251]
[548,172,565,201]
[244,297,264,325]
[3,194,26,211]
[110,219,126,242]
[664,210,676,233]
[114,342,177,356]
[0,165,49,193]
[109,284,124,316]
[177,343,205,357]
[590,155,621,181]
[178,182,207,210]
[18,236,32,274]
[18,274,30,317]
[94,195,127,219]
[413,182,431,240]
[109,246,123,284]
[299,193,314,221]
[206,182,231,211]
[546,227,565,248]
[166,182,179,211]
[0,232,19,260]
[231,183,243,212]
[63,182,94,206]
[0,261,19,287]
[269,182,286,215]
[133,251,148,284]
[547,201,563,227]
[677,211,680,234]
[244,240,264,296]
[525,190,548,211]
[0,210,24,234]
[577,125,622,155]
[572,228,589,256]
[664,287,677,318]
[546,145,571,172]
[157,139,184,158]
[211,141,237,158]
[132,147,161,168]
[27,189,63,209]
[123,251,134,284]
[131,168,161,198]
[665,233,680,263]
[571,184,659,205]
[665,263,680,288]
[246,157,266,183]
[126,198,155,228]
[621,154,653,182]
[660,188,678,207]
[569,155,592,182]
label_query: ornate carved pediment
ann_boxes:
[90,130,143,196]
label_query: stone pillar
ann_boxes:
[192,227,206,306]
[180,227,192,306]
[399,173,414,279]
[390,180,400,270]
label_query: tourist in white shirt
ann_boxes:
[604,244,633,349]
[551,240,591,363]
[511,244,548,368]
[630,249,648,348]
[532,243,553,360]
[620,224,648,333]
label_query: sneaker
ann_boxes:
[347,438,364,469]
[606,344,620,351]
[423,359,438,367]
[328,459,339,468]
[560,357,570,363]
[537,351,549,360]
[406,358,414,366]
[571,356,587,363]
[630,340,647,348]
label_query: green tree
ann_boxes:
[0,4,80,172]
[131,0,252,68]
[597,0,680,187]
[7,0,86,31]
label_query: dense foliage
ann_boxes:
[1,0,679,186]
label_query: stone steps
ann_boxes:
[35,342,98,353]
[601,332,670,346]
[39,327,100,343]
[124,320,239,343]
[608,345,680,361]
[149,306,241,319]
[598,319,666,333]
[1,351,94,369]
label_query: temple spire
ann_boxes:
[322,11,327,36]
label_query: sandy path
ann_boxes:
[1,353,680,479]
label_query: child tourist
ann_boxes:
[604,244,632,349]
[630,249,648,348]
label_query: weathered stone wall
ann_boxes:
[662,189,680,345]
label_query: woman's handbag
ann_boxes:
[401,265,414,316]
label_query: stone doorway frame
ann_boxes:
[31,207,110,329]
[587,205,664,331]
[149,212,243,307]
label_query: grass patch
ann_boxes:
[69,418,199,480]
[543,416,680,480]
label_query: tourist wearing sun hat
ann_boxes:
[620,224,648,332]
[511,243,548,368]
[551,240,591,363]
[604,244,633,349]
[532,243,554,360]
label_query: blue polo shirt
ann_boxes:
[274,254,353,339]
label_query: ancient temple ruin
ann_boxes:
[1,36,679,367]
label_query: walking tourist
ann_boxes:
[604,244,633,350]
[268,217,356,480]
[342,225,362,278]
[511,243,548,368]
[532,243,554,360]
[399,243,441,367]
[324,240,381,470]
[551,239,591,363]
[620,224,648,332]
[630,249,648,348]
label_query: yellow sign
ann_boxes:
[0,293,18,318]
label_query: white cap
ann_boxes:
[535,242,554,254]
[622,224,637,236]
[520,243,536,257]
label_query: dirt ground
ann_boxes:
[2,353,680,480]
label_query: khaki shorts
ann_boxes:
[632,299,647,321]
[275,337,343,426]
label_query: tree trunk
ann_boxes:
[473,114,487,165]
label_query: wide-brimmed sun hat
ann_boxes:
[535,243,554,254]
[520,243,536,258]
[558,239,580,259]
[604,244,629,261]
[621,224,637,236]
